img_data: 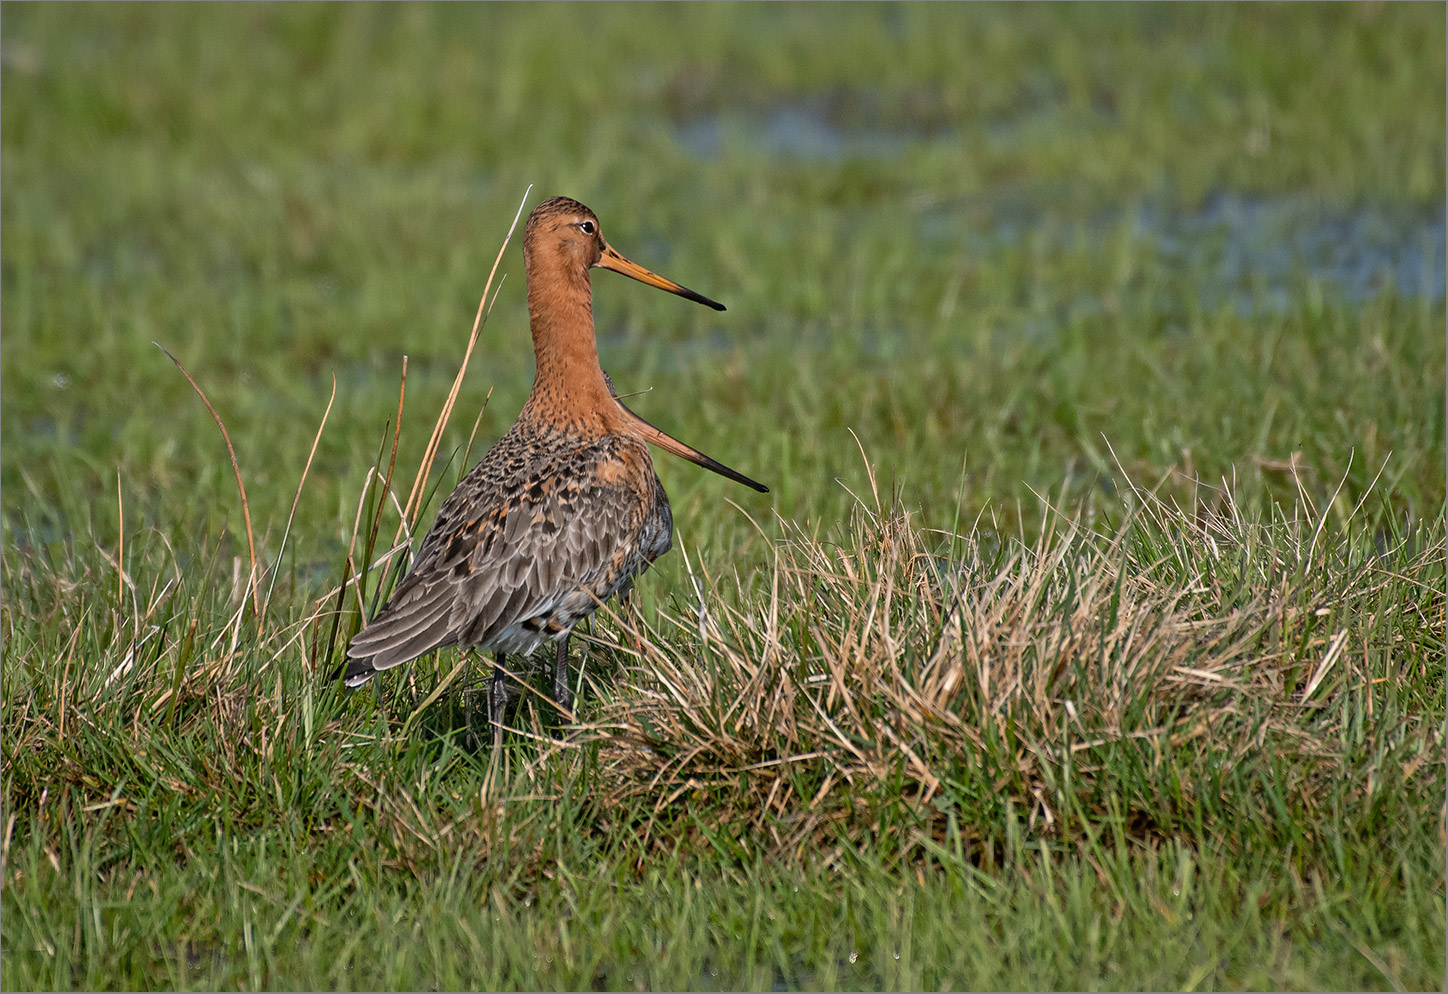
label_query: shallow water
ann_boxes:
[924,192,1446,315]
[1132,192,1445,307]
[672,97,944,162]
[675,100,1445,312]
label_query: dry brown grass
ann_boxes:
[6,448,1441,879]
[575,465,1445,860]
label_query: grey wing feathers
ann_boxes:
[342,436,651,686]
[342,576,459,683]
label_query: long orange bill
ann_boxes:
[618,403,768,493]
[597,244,726,312]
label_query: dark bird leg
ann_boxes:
[464,681,475,752]
[489,653,513,749]
[552,634,573,714]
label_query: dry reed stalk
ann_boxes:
[262,373,337,623]
[293,189,533,678]
[342,188,531,634]
[154,344,262,617]
[395,187,532,539]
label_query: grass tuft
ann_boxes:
[581,461,1445,864]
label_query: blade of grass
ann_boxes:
[397,184,531,537]
[153,342,261,618]
[262,373,337,623]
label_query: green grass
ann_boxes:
[3,3,1445,990]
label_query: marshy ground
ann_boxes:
[3,4,1445,990]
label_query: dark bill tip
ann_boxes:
[681,288,726,312]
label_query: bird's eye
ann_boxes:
[578,220,596,235]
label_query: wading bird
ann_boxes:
[342,197,767,742]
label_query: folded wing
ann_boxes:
[342,438,653,686]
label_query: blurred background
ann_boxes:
[3,2,1444,570]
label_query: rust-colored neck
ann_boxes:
[520,249,620,434]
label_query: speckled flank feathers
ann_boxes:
[343,197,765,729]
[344,419,670,674]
